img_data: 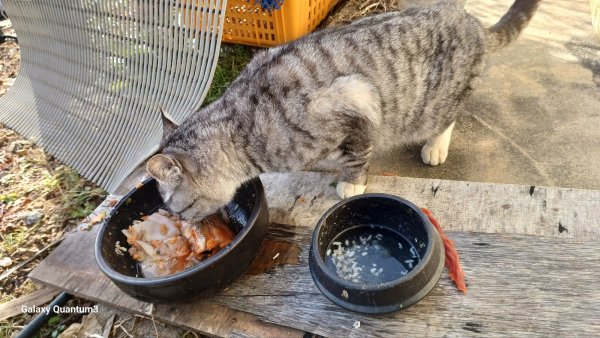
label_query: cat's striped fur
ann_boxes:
[147,0,542,221]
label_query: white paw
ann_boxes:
[421,122,455,166]
[421,142,448,166]
[336,181,367,199]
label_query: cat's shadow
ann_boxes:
[565,36,600,88]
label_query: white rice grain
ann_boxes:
[410,246,418,258]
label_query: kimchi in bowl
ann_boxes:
[95,177,268,302]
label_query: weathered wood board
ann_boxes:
[0,287,60,321]
[29,223,303,338]
[30,173,600,337]
[262,172,600,240]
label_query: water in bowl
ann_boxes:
[325,225,421,284]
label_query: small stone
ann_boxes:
[353,320,361,329]
[0,257,13,268]
[143,303,155,315]
[24,213,41,226]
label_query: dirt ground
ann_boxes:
[0,19,116,337]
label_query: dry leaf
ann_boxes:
[90,211,107,225]
[58,313,103,338]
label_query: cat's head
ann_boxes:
[145,110,239,222]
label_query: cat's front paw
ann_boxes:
[336,181,367,199]
[421,122,455,166]
[421,142,448,166]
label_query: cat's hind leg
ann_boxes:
[421,121,455,166]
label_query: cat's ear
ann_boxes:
[159,106,178,141]
[146,154,183,185]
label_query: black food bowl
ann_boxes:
[95,177,268,303]
[309,194,444,314]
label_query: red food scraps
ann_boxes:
[421,208,467,293]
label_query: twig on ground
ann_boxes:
[151,313,159,338]
[359,3,380,16]
[102,313,116,338]
[0,237,64,282]
[183,331,200,338]
[114,324,134,338]
[113,315,135,338]
[133,313,160,338]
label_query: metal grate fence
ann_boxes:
[0,0,227,192]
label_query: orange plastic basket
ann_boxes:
[182,0,339,47]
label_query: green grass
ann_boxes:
[0,162,106,276]
[43,315,66,338]
[202,43,254,107]
[52,165,106,220]
[0,192,19,203]
[0,226,29,255]
[0,129,107,318]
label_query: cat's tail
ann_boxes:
[487,0,542,51]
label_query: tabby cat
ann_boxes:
[146,0,542,221]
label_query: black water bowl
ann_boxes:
[95,177,268,303]
[309,194,444,314]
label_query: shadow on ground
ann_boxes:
[370,0,600,190]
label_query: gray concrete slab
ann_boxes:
[370,0,600,190]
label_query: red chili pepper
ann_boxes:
[422,208,467,293]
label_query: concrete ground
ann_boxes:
[371,0,600,190]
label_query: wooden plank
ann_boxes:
[29,227,303,338]
[260,172,600,240]
[29,173,600,337]
[216,231,600,337]
[0,287,61,321]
